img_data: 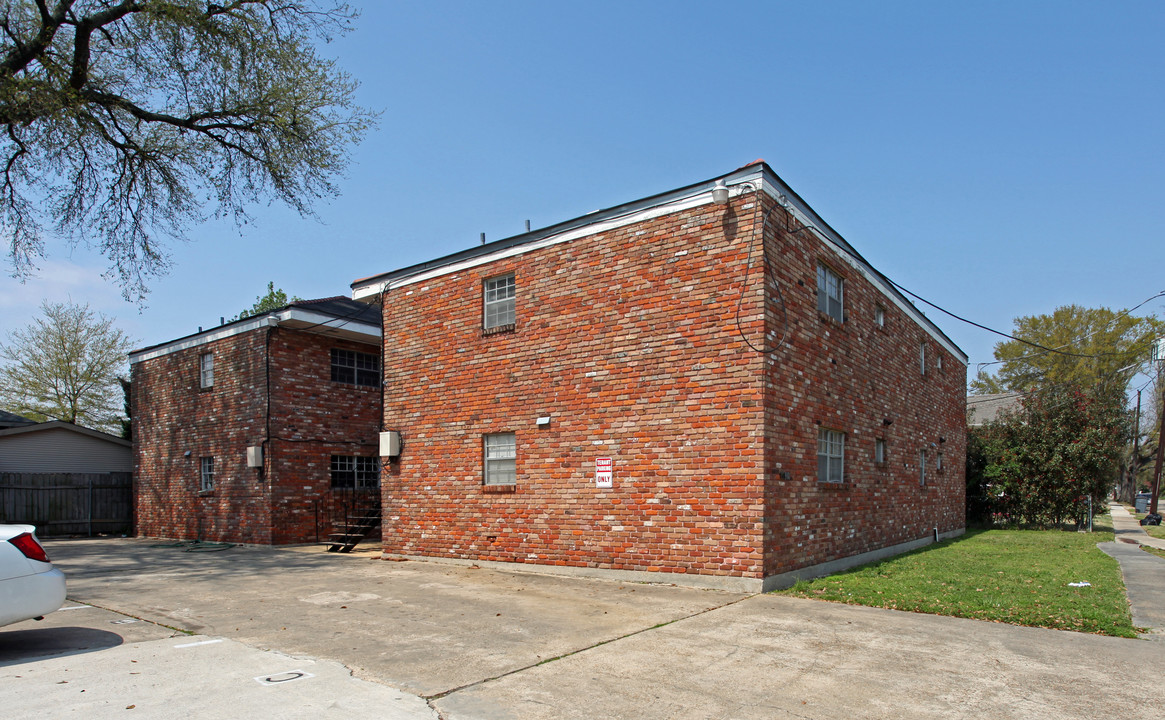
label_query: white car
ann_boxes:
[0,524,66,627]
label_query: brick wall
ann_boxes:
[133,326,381,544]
[379,188,965,583]
[758,195,967,577]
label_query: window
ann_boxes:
[920,342,927,375]
[484,432,517,485]
[330,456,380,488]
[919,449,928,486]
[937,452,943,472]
[875,438,886,465]
[200,457,215,492]
[816,264,843,321]
[817,428,845,483]
[199,352,214,388]
[331,349,380,387]
[937,354,943,370]
[484,273,516,330]
[875,305,885,327]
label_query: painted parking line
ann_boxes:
[174,638,224,648]
[55,604,95,611]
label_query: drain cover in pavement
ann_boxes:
[254,670,315,686]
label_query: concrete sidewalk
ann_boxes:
[1108,501,1165,550]
[1100,502,1165,639]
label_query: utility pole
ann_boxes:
[1128,390,1141,504]
[1150,341,1165,516]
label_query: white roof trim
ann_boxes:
[757,177,965,361]
[352,167,765,302]
[353,165,965,364]
[129,309,380,365]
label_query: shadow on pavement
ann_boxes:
[0,625,125,666]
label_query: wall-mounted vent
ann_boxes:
[246,446,263,468]
[380,431,401,457]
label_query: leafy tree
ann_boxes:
[0,1,374,300]
[970,305,1161,403]
[976,383,1129,528]
[0,300,133,433]
[234,281,303,320]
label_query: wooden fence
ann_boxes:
[0,472,133,537]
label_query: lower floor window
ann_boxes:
[484,432,517,485]
[330,455,380,488]
[200,457,215,492]
[817,428,845,483]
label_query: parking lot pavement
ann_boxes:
[0,601,180,665]
[46,538,744,696]
[37,537,1165,720]
[2,631,435,719]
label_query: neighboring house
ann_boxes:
[130,298,382,544]
[0,421,131,473]
[351,161,968,592]
[0,410,35,430]
[966,392,1023,427]
[0,421,134,536]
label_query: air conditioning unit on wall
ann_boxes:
[246,446,263,468]
[379,431,401,458]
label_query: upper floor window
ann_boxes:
[331,348,380,387]
[484,273,516,330]
[199,353,214,389]
[920,342,927,375]
[817,427,845,483]
[875,305,885,327]
[816,264,843,322]
[330,455,380,488]
[200,456,215,492]
[875,438,886,465]
[919,449,928,486]
[484,432,517,485]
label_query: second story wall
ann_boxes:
[380,195,771,580]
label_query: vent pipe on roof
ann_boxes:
[480,232,485,245]
[220,317,224,326]
[525,219,531,232]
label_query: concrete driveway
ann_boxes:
[7,537,1162,719]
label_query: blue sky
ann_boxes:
[2,1,1163,381]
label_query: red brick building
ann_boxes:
[352,162,967,591]
[130,298,382,544]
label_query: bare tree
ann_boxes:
[0,1,374,300]
[0,299,133,432]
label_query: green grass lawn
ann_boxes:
[1131,510,1165,540]
[1143,545,1165,560]
[777,528,1137,638]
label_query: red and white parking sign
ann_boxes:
[595,457,613,488]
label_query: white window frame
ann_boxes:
[875,438,886,465]
[200,456,215,492]
[199,352,214,389]
[817,428,845,483]
[875,305,885,327]
[919,449,928,486]
[483,273,516,330]
[816,264,843,322]
[484,432,517,485]
[920,342,927,375]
